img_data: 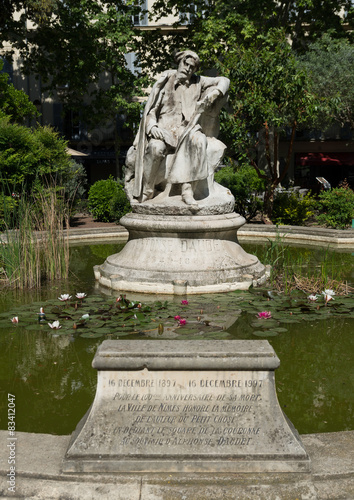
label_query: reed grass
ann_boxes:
[0,186,69,289]
[262,232,353,295]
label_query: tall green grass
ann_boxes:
[261,232,351,295]
[0,186,69,289]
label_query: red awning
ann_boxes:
[296,152,354,166]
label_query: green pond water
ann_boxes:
[0,241,353,436]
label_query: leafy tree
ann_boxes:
[0,0,57,48]
[0,59,38,122]
[298,33,354,128]
[5,0,147,177]
[216,29,329,223]
[140,0,353,67]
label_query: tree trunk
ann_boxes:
[262,182,277,224]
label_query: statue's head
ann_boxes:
[175,50,200,82]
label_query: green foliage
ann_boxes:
[139,0,352,70]
[316,187,354,229]
[272,190,315,226]
[88,177,130,222]
[0,116,72,192]
[298,34,354,128]
[215,162,265,221]
[0,185,70,288]
[9,1,146,133]
[62,161,88,206]
[0,61,38,123]
[0,193,18,230]
[205,28,328,221]
[110,183,131,221]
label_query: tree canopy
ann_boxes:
[299,33,354,128]
[0,59,38,122]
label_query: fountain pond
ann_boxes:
[0,241,353,437]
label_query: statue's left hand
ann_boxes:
[203,89,222,107]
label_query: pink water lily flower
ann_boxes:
[257,311,272,319]
[174,315,181,320]
[11,317,19,324]
[179,318,187,326]
[181,300,189,305]
[48,321,61,330]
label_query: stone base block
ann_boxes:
[63,340,311,474]
[94,213,267,294]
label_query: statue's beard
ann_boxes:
[175,73,190,86]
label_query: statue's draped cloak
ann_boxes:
[132,70,229,198]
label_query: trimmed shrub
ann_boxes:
[272,190,315,225]
[0,117,72,192]
[215,162,265,221]
[316,187,354,229]
[88,177,130,222]
[110,185,131,221]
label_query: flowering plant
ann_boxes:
[48,321,61,330]
[322,289,335,304]
[257,311,272,319]
[308,295,318,302]
[58,294,72,302]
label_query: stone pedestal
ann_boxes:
[94,212,267,294]
[63,340,310,473]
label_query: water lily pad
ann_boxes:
[175,327,200,334]
[252,330,279,337]
[251,320,279,329]
[0,319,14,327]
[80,332,104,338]
[85,327,112,334]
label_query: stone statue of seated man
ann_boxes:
[125,50,231,210]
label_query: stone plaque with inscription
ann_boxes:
[63,340,310,473]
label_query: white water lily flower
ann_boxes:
[11,317,19,324]
[322,291,335,303]
[81,314,90,320]
[58,294,72,301]
[48,320,61,330]
[76,293,87,300]
[308,295,318,302]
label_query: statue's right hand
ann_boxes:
[150,126,165,140]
